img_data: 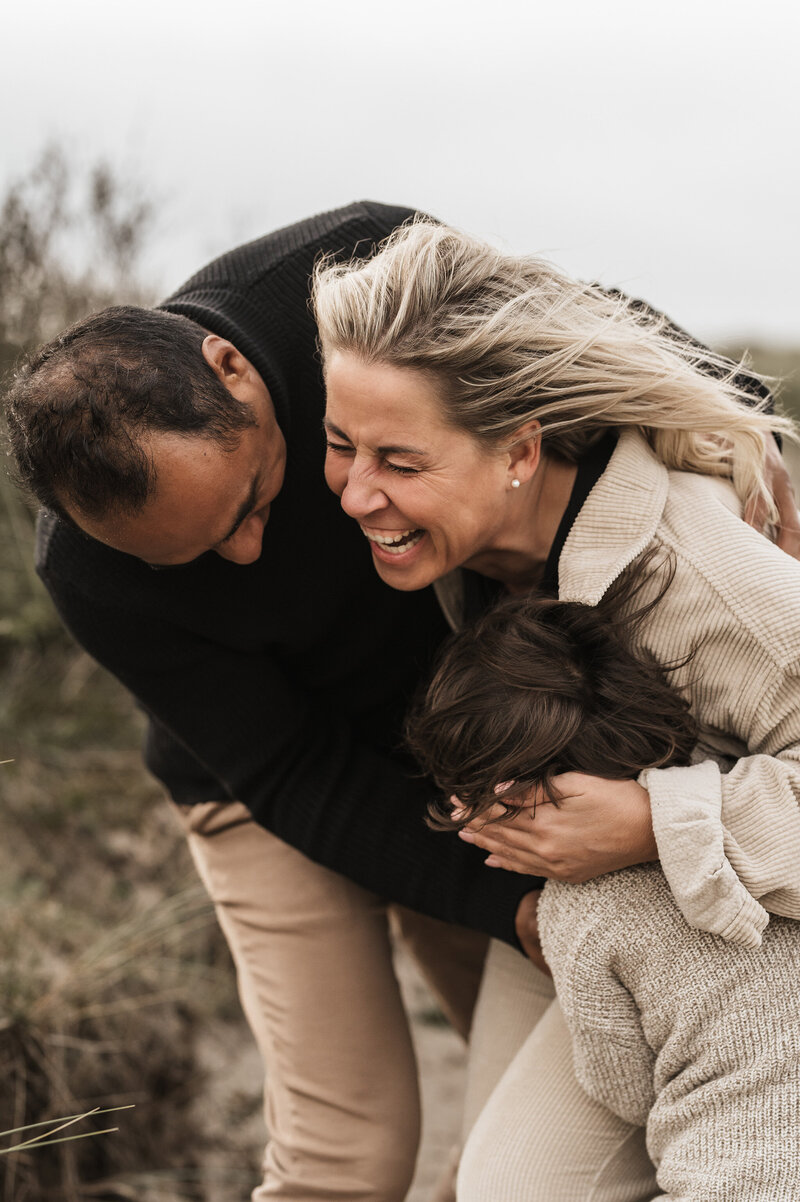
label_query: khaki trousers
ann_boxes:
[459,941,659,1202]
[177,801,487,1202]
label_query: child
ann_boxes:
[406,588,800,1200]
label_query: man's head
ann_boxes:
[5,307,286,564]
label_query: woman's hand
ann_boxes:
[746,438,800,559]
[457,773,657,882]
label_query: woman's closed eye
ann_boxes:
[325,439,420,476]
[384,461,420,476]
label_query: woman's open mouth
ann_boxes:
[362,527,425,556]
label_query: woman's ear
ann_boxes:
[506,420,542,486]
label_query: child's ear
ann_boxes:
[506,420,542,486]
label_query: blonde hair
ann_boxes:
[313,220,792,516]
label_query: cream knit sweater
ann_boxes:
[538,866,800,1198]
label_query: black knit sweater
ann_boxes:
[35,201,534,944]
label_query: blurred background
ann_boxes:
[1,1,798,1198]
[5,0,799,342]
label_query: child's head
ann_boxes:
[406,589,697,830]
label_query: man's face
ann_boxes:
[69,343,287,566]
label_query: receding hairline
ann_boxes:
[56,421,257,526]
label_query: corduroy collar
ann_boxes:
[558,429,670,606]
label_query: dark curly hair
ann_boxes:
[4,306,257,522]
[405,558,697,830]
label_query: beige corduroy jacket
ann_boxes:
[436,428,800,947]
[562,428,800,947]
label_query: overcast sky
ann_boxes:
[3,0,799,342]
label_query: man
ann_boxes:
[6,200,795,1201]
[6,201,539,1202]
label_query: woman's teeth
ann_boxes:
[363,528,424,554]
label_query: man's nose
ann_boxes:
[340,460,388,520]
[215,512,267,564]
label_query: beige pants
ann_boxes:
[177,801,488,1202]
[459,941,659,1202]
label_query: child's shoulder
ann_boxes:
[539,866,676,965]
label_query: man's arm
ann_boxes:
[39,552,534,945]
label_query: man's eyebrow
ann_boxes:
[324,420,424,458]
[215,474,260,546]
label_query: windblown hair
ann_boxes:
[405,563,698,831]
[313,220,791,517]
[4,306,257,521]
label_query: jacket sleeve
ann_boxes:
[39,565,534,945]
[642,663,800,948]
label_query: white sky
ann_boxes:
[3,0,799,342]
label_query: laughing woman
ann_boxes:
[311,221,800,1199]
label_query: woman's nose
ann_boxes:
[340,461,388,520]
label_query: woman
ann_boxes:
[311,220,800,1199]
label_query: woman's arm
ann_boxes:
[640,669,800,946]
[466,455,800,945]
[462,677,800,949]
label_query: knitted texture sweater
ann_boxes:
[539,866,800,1199]
[34,201,533,942]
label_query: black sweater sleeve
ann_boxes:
[37,541,534,944]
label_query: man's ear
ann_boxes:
[506,420,542,485]
[201,334,248,386]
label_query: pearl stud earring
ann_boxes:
[511,478,521,489]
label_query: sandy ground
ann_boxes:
[194,939,468,1201]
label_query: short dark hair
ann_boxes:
[406,574,697,830]
[4,306,257,521]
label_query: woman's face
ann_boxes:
[324,353,514,591]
